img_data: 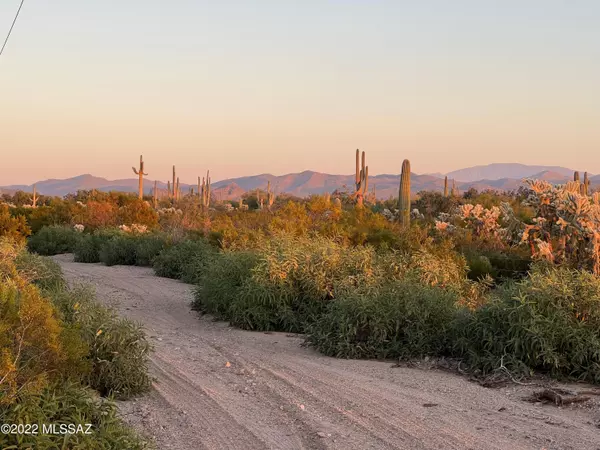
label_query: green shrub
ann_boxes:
[0,204,30,242]
[308,281,460,359]
[454,264,600,382]
[15,251,66,291]
[134,234,168,266]
[0,382,151,449]
[99,235,138,266]
[461,247,530,281]
[153,239,216,282]
[193,251,259,318]
[49,285,152,399]
[196,236,399,332]
[27,225,79,256]
[73,229,121,263]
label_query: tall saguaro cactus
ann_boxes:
[444,176,448,197]
[172,166,177,201]
[582,172,590,196]
[267,180,275,209]
[32,184,37,208]
[201,170,211,209]
[153,180,158,208]
[574,171,580,183]
[132,155,148,199]
[398,159,411,226]
[451,180,458,197]
[354,149,369,207]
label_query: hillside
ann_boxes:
[1,164,596,199]
[445,163,583,182]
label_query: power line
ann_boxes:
[0,0,25,57]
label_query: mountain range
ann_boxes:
[1,164,597,200]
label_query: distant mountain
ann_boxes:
[445,163,584,182]
[1,164,597,200]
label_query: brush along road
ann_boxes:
[54,254,600,450]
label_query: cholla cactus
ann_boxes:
[157,207,183,215]
[117,223,149,234]
[411,208,424,220]
[73,224,85,233]
[516,179,600,274]
[435,203,507,244]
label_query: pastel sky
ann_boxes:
[1,1,599,185]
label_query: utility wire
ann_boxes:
[0,0,25,57]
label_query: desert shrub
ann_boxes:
[82,201,118,230]
[99,235,138,266]
[415,191,460,220]
[117,199,159,229]
[49,285,152,398]
[73,229,122,263]
[153,239,216,282]
[27,225,80,255]
[193,251,260,318]
[134,234,168,266]
[0,204,30,242]
[197,236,397,332]
[0,241,84,406]
[453,264,600,382]
[0,382,150,449]
[462,247,531,281]
[15,252,66,291]
[308,281,460,359]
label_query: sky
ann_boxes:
[1,1,599,185]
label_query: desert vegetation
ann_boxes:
[0,208,152,447]
[4,155,600,389]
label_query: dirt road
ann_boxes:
[53,255,600,450]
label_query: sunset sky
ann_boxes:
[1,1,599,185]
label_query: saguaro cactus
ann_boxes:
[444,176,448,197]
[201,170,211,208]
[132,155,148,199]
[354,149,369,207]
[176,177,180,202]
[582,172,590,196]
[32,184,37,208]
[267,180,275,209]
[172,166,177,201]
[398,159,411,226]
[153,180,158,208]
[574,171,580,183]
[451,180,458,197]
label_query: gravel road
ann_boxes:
[54,254,600,450]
